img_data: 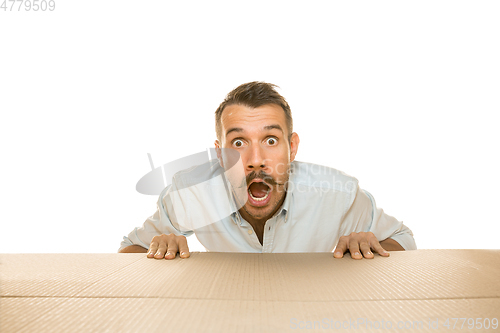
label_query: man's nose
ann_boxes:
[246,144,266,171]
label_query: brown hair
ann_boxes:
[215,81,293,143]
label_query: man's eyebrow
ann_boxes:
[225,124,284,138]
[226,127,244,137]
[264,124,284,134]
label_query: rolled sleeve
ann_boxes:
[364,190,417,250]
[341,186,417,250]
[387,222,417,250]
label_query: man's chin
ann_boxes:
[242,203,272,220]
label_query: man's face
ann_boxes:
[215,103,299,222]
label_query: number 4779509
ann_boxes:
[443,318,498,330]
[1,0,55,11]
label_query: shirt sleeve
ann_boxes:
[118,185,195,252]
[340,186,417,250]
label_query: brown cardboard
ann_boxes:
[1,250,499,332]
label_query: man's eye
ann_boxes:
[233,140,244,147]
[266,137,277,145]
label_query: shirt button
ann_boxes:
[247,229,253,235]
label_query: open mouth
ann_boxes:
[248,181,271,202]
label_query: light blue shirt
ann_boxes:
[120,160,417,253]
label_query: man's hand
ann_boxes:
[333,232,390,259]
[147,233,190,260]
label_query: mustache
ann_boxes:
[246,171,286,187]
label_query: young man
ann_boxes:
[119,82,416,259]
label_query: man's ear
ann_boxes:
[289,132,300,162]
[214,140,224,168]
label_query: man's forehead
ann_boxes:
[221,104,286,128]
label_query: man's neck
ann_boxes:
[238,210,267,230]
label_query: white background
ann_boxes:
[1,1,499,253]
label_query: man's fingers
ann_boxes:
[147,234,192,260]
[165,241,179,260]
[177,236,190,259]
[371,239,390,257]
[333,238,348,258]
[333,232,389,260]
[349,238,362,260]
[359,241,374,259]
[155,242,168,259]
[147,241,159,258]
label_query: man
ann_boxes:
[119,82,416,259]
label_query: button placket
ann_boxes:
[262,217,277,253]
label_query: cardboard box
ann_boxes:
[1,250,499,332]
